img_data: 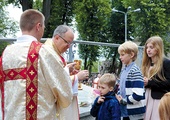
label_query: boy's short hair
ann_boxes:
[118,41,138,61]
[99,73,116,88]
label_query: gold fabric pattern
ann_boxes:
[26,41,41,120]
[31,54,35,58]
[1,38,73,120]
[29,70,35,75]
[29,88,34,93]
[3,68,26,80]
[10,72,14,76]
[26,94,31,104]
[29,105,34,110]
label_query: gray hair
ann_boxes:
[53,25,71,37]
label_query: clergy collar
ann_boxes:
[16,35,37,43]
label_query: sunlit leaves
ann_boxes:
[0,1,18,37]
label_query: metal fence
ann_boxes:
[0,38,144,67]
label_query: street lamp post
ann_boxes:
[112,7,140,42]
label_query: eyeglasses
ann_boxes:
[58,35,72,45]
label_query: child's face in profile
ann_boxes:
[119,52,133,65]
[98,82,112,96]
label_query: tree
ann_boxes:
[19,0,33,11]
[122,0,170,44]
[43,0,75,38]
[7,0,33,11]
[121,0,170,55]
[0,41,9,56]
[105,0,128,75]
[42,0,51,27]
[74,0,111,75]
[0,0,18,37]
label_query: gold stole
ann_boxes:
[52,40,66,67]
[45,39,76,86]
[0,41,42,120]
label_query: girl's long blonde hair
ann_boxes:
[141,36,165,81]
[159,92,170,120]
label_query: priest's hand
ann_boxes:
[76,70,89,81]
[66,62,76,73]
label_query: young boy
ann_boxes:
[90,73,121,120]
[116,41,145,120]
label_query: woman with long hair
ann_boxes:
[141,36,170,120]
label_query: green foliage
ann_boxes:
[33,0,43,11]
[43,0,75,38]
[122,0,170,46]
[7,0,21,7]
[0,41,9,56]
[91,61,99,73]
[110,0,127,43]
[110,0,170,55]
[0,1,19,37]
[74,0,111,73]
[162,36,170,56]
[104,0,126,74]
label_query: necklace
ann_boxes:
[151,62,154,66]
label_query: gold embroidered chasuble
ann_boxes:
[0,36,73,120]
[1,41,41,120]
[45,39,79,120]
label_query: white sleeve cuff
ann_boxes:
[72,75,78,96]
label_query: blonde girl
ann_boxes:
[142,36,170,120]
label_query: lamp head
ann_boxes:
[112,8,119,12]
[133,8,141,12]
[127,6,131,11]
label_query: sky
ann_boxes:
[6,4,23,37]
[7,4,23,23]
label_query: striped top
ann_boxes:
[119,62,146,116]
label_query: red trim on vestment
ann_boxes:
[26,41,42,120]
[0,57,4,120]
[0,41,42,120]
[60,55,66,67]
[3,68,26,81]
[1,67,26,120]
